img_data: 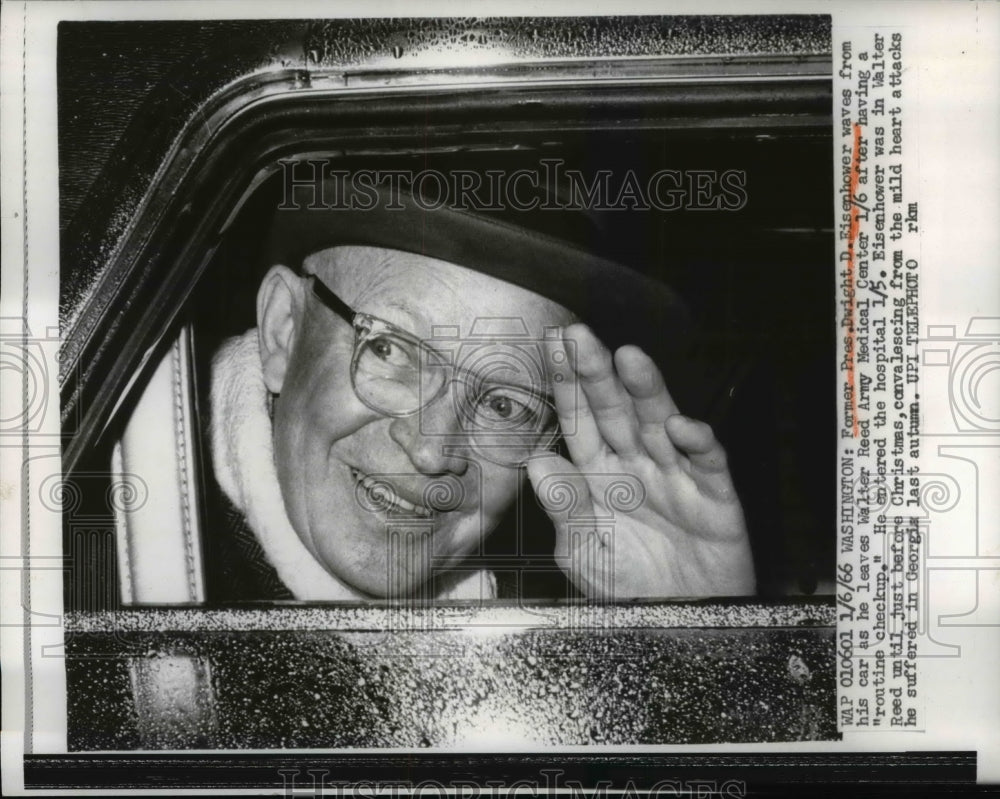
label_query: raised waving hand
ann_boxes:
[526,323,755,599]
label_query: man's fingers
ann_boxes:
[544,332,603,463]
[664,415,726,469]
[562,324,642,458]
[615,345,682,469]
[664,415,739,501]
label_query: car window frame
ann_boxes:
[59,46,838,748]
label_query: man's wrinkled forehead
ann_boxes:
[300,245,578,336]
[302,245,424,292]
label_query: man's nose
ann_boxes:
[388,392,470,475]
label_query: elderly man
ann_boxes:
[209,173,755,602]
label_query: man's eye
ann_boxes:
[476,388,541,428]
[363,334,416,369]
[488,395,516,418]
[371,338,394,360]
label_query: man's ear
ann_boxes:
[257,264,304,394]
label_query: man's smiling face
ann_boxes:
[258,246,576,597]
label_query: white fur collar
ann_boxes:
[210,330,494,601]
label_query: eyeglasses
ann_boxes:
[309,275,560,467]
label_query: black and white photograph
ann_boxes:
[2,3,998,796]
[56,13,837,751]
